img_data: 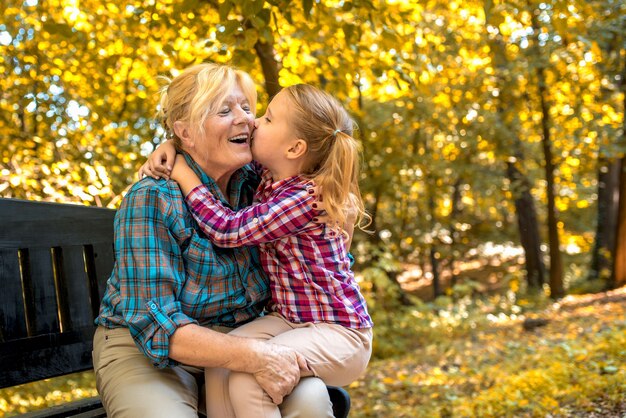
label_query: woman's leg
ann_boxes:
[93,326,200,418]
[204,367,235,418]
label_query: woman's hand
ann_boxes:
[250,340,310,404]
[138,140,177,180]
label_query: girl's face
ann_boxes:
[189,84,255,179]
[251,91,299,173]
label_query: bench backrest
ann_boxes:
[0,198,115,389]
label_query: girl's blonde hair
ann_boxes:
[157,63,257,149]
[283,84,371,231]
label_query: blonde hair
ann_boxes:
[283,84,371,231]
[157,63,257,149]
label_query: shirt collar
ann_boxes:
[260,169,306,194]
[181,152,257,208]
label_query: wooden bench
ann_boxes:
[0,198,350,417]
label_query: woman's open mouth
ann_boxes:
[229,133,249,144]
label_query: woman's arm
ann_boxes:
[170,324,309,404]
[114,185,197,367]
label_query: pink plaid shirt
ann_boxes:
[185,168,372,329]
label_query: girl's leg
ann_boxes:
[203,317,290,418]
[93,326,200,418]
[280,377,334,418]
[225,315,335,418]
[228,314,372,418]
[270,322,372,386]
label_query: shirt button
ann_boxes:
[253,218,259,224]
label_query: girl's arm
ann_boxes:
[185,183,318,247]
[138,140,177,180]
[170,155,202,196]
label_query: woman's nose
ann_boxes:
[233,108,250,125]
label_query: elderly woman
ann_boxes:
[93,63,333,417]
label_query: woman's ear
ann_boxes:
[286,139,307,160]
[173,121,193,148]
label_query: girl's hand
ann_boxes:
[308,186,356,250]
[138,140,177,180]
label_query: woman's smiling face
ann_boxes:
[189,83,255,180]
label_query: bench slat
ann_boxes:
[61,245,95,331]
[0,249,28,341]
[85,243,115,319]
[24,247,61,335]
[0,328,95,388]
[18,396,106,418]
[0,199,114,249]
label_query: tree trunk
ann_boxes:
[533,13,564,299]
[483,7,546,291]
[428,192,442,298]
[254,40,281,98]
[507,160,546,290]
[429,245,441,299]
[612,158,626,288]
[610,50,626,289]
[448,178,462,289]
[589,158,620,282]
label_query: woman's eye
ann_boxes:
[219,108,230,115]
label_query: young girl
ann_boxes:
[143,84,372,418]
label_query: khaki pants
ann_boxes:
[93,326,333,418]
[206,313,373,418]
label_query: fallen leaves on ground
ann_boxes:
[349,287,626,417]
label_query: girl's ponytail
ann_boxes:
[284,85,371,231]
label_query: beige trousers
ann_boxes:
[92,326,333,418]
[205,313,373,418]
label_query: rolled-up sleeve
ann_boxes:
[114,186,197,368]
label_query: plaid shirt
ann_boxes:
[186,167,373,329]
[95,154,269,368]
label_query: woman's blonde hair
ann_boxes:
[157,63,257,149]
[283,84,371,231]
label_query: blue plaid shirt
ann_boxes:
[95,154,269,368]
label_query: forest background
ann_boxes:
[1,0,625,417]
